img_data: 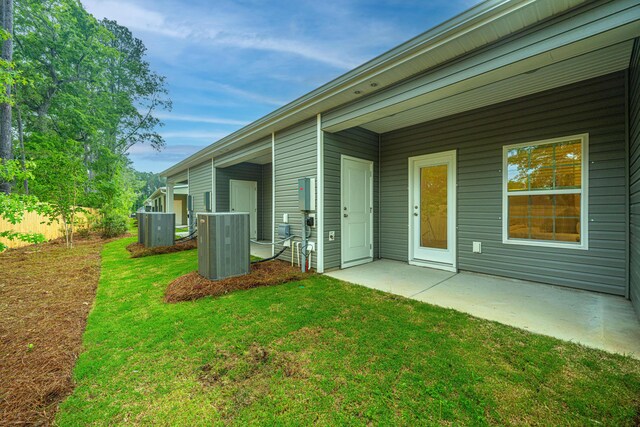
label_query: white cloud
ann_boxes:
[82,0,189,38]
[82,0,359,69]
[160,131,228,140]
[155,112,249,126]
[127,142,208,156]
[201,31,359,69]
[206,82,286,107]
[127,143,205,170]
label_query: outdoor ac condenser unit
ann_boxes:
[197,213,250,281]
[143,212,175,248]
[136,212,147,244]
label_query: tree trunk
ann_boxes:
[16,105,27,193]
[0,0,13,195]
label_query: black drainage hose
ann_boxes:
[251,246,288,264]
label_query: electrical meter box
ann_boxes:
[143,212,175,248]
[298,177,316,211]
[278,224,291,239]
[197,213,250,281]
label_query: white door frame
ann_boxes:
[341,155,374,269]
[408,150,457,272]
[173,199,183,225]
[230,179,258,239]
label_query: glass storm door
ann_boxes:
[409,151,456,270]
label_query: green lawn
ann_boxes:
[57,237,640,426]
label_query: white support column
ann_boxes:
[271,132,276,257]
[166,182,174,213]
[316,114,324,273]
[211,158,217,212]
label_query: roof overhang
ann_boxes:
[213,137,272,168]
[323,0,639,133]
[160,0,590,178]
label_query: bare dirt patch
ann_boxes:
[126,238,196,258]
[0,236,105,426]
[197,342,311,421]
[165,260,308,303]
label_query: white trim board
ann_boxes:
[271,132,276,257]
[316,114,325,273]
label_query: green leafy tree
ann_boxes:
[132,171,165,211]
[28,133,87,247]
[7,0,171,247]
[87,146,139,237]
[99,19,171,154]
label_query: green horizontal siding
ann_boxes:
[215,162,273,242]
[324,128,379,270]
[380,72,627,296]
[274,118,317,268]
[189,160,213,214]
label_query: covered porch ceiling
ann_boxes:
[213,138,272,169]
[356,40,632,134]
[321,0,639,136]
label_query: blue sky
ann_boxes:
[81,0,482,173]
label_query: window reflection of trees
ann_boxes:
[506,139,582,243]
[508,140,581,191]
[420,165,448,249]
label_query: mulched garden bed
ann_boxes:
[126,238,197,258]
[165,260,309,303]
[0,235,105,426]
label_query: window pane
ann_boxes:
[507,148,529,191]
[556,194,581,242]
[528,144,554,191]
[555,140,582,165]
[507,194,581,243]
[530,195,553,217]
[508,195,529,217]
[420,165,448,249]
[508,216,529,239]
[507,139,582,191]
[530,217,554,240]
[529,166,553,190]
[555,164,581,189]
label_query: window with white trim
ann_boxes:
[503,134,588,249]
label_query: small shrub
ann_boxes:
[0,230,46,252]
[100,213,128,238]
[76,227,91,238]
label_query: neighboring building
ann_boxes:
[161,0,640,318]
[144,184,188,226]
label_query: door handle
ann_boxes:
[414,213,418,216]
[344,213,349,218]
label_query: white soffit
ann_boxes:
[247,153,273,165]
[213,138,272,168]
[322,0,640,133]
[360,40,633,134]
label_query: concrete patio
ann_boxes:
[250,242,273,259]
[326,259,640,358]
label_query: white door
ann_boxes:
[173,199,183,225]
[341,156,373,268]
[409,150,457,271]
[230,179,258,239]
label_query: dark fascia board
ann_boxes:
[160,0,560,178]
